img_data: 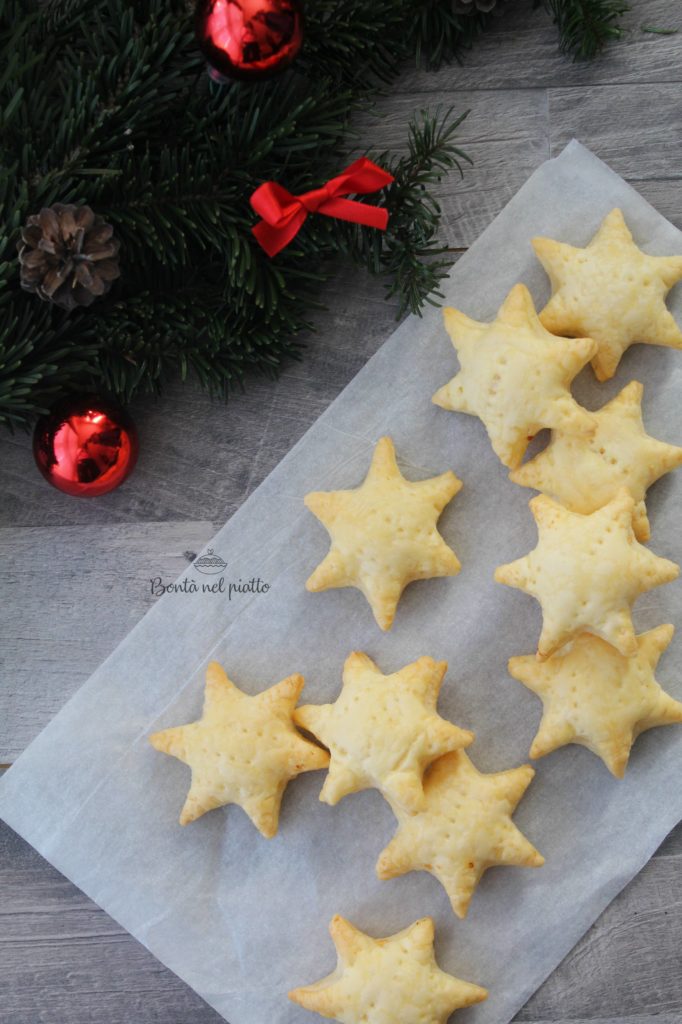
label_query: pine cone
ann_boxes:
[453,0,506,13]
[18,204,120,312]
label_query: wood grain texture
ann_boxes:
[549,83,682,231]
[0,817,680,1024]
[399,2,682,92]
[352,89,550,246]
[1,0,682,1020]
[0,522,214,761]
[0,268,400,530]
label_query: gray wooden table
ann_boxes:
[2,3,682,1022]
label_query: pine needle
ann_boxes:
[0,0,627,428]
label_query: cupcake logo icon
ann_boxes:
[193,549,228,576]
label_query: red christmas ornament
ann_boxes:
[195,0,303,82]
[33,394,138,498]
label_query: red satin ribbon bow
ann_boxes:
[250,157,395,257]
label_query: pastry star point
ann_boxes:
[495,489,679,660]
[433,283,597,468]
[510,380,682,541]
[305,436,462,631]
[149,662,328,835]
[509,626,682,777]
[288,915,487,1024]
[294,652,473,813]
[376,750,543,919]
[534,207,682,380]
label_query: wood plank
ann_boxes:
[0,270,401,531]
[0,522,214,761]
[0,822,223,1024]
[398,0,682,93]
[0,375,288,529]
[354,88,550,247]
[2,1,682,1021]
[548,83,682,230]
[0,819,680,1024]
[518,836,682,1021]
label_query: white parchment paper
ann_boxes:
[2,141,682,1024]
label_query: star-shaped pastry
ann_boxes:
[305,436,462,631]
[376,750,543,919]
[149,662,328,835]
[510,381,682,541]
[508,626,682,777]
[534,208,682,381]
[432,283,597,469]
[288,915,487,1024]
[294,652,473,813]
[495,489,679,660]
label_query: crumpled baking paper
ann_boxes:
[2,141,682,1024]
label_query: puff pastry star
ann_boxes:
[495,489,679,660]
[294,652,473,813]
[289,915,487,1024]
[534,208,682,381]
[432,283,597,469]
[149,662,328,835]
[509,626,682,777]
[510,381,682,541]
[376,751,543,919]
[305,436,462,631]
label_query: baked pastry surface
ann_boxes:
[510,381,682,542]
[508,626,682,777]
[305,436,462,631]
[294,651,473,813]
[534,208,682,381]
[289,915,487,1024]
[432,283,597,468]
[149,662,328,834]
[376,750,543,918]
[495,489,679,660]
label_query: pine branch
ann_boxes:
[537,0,629,58]
[338,108,472,317]
[0,298,101,430]
[301,0,412,88]
[407,2,493,70]
[0,0,627,430]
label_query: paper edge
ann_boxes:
[3,139,682,1024]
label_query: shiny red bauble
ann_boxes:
[33,394,138,497]
[195,0,303,82]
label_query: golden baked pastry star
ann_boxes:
[510,381,682,541]
[432,283,597,469]
[376,750,543,919]
[495,489,679,660]
[508,626,682,777]
[534,208,682,381]
[288,915,487,1024]
[294,652,473,813]
[149,662,328,835]
[305,436,462,631]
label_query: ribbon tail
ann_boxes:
[326,158,395,195]
[252,208,308,257]
[318,196,390,231]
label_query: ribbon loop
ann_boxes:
[250,157,394,258]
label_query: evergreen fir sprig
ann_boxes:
[408,3,492,70]
[340,108,472,318]
[0,0,627,430]
[538,0,629,59]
